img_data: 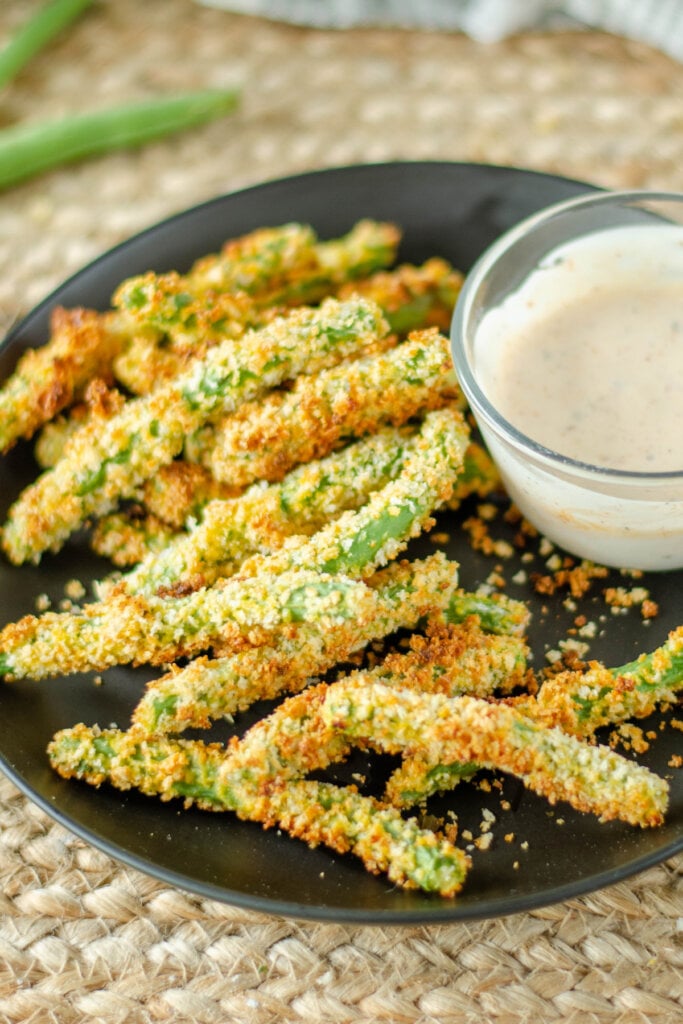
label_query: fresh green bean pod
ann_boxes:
[2,297,388,564]
[0,89,240,192]
[0,0,94,91]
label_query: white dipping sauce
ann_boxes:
[465,221,683,570]
[474,224,683,473]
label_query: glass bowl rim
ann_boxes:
[450,187,683,484]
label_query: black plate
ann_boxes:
[0,162,681,924]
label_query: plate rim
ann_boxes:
[1,159,680,924]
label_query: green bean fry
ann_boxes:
[2,296,388,564]
[188,327,462,487]
[0,215,678,901]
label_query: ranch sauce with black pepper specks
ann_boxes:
[474,224,683,473]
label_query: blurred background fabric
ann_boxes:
[198,0,683,60]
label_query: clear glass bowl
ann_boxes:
[450,189,683,571]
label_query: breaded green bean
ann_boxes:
[321,683,669,827]
[188,328,462,486]
[212,613,526,792]
[0,411,466,680]
[263,219,403,307]
[117,221,399,336]
[382,626,683,809]
[236,407,469,581]
[518,625,683,738]
[95,425,416,569]
[331,618,528,807]
[33,376,127,468]
[47,724,467,896]
[35,407,90,469]
[0,571,378,680]
[379,603,530,806]
[446,442,503,509]
[113,224,316,349]
[2,297,389,564]
[187,222,320,295]
[105,422,429,598]
[444,589,530,637]
[140,461,239,529]
[90,510,177,567]
[372,620,529,698]
[338,257,463,334]
[261,780,468,896]
[112,221,401,392]
[132,553,458,735]
[0,307,124,453]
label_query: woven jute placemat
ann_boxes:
[0,2,682,1021]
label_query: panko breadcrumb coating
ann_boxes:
[132,553,459,735]
[188,328,462,486]
[0,307,125,454]
[2,296,389,564]
[322,683,668,828]
[101,418,448,599]
[113,221,401,392]
[0,216,679,901]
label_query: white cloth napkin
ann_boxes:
[197,0,683,61]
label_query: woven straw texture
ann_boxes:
[0,2,682,1021]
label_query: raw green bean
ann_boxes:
[0,88,240,191]
[0,0,93,91]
